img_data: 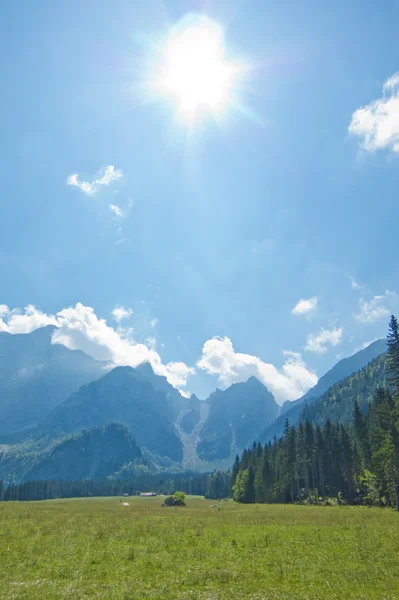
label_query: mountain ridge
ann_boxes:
[43,365,184,461]
[0,326,109,440]
[24,422,143,482]
[0,327,390,479]
[197,376,279,461]
[260,339,387,443]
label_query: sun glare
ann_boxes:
[155,16,238,121]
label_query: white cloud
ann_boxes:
[350,276,362,290]
[0,303,194,393]
[145,336,157,350]
[384,72,399,93]
[355,290,396,323]
[109,200,133,236]
[150,318,159,328]
[196,337,317,403]
[0,304,10,317]
[292,297,318,316]
[111,306,133,322]
[305,327,343,354]
[53,304,195,391]
[109,204,123,218]
[349,72,399,153]
[0,304,58,334]
[67,165,123,196]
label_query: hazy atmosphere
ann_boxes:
[2,0,399,402]
[1,3,399,598]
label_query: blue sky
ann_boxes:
[1,0,399,401]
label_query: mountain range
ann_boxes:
[0,326,107,441]
[259,339,387,443]
[0,327,387,483]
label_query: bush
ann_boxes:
[162,492,186,507]
[174,491,186,503]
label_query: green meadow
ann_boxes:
[1,496,399,600]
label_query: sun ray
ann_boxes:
[147,14,246,125]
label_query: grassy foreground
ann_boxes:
[1,497,399,599]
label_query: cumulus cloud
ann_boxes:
[305,327,343,354]
[1,304,323,402]
[111,306,133,322]
[292,297,318,316]
[0,304,10,317]
[0,303,194,393]
[349,72,399,153]
[54,304,195,390]
[355,290,396,324]
[67,165,123,196]
[196,336,317,403]
[0,305,58,334]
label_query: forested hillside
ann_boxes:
[261,339,387,443]
[24,423,142,481]
[44,366,184,461]
[301,353,386,426]
[232,317,399,509]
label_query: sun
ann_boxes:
[155,16,237,121]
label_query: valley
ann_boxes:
[0,327,385,483]
[1,496,399,600]
[0,327,389,483]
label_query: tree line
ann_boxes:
[232,316,399,509]
[0,469,231,502]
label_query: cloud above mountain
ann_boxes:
[0,305,58,333]
[0,303,320,402]
[305,327,343,354]
[0,303,193,393]
[196,336,317,403]
[355,290,396,324]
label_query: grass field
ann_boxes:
[1,496,399,600]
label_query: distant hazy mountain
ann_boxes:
[197,377,278,461]
[0,327,389,477]
[0,326,107,440]
[300,353,386,427]
[135,362,200,420]
[260,339,387,443]
[180,394,201,434]
[44,366,184,461]
[24,423,142,481]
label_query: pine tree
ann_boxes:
[353,400,369,467]
[315,425,325,497]
[231,455,240,488]
[387,315,399,397]
[244,465,255,503]
[286,426,297,502]
[261,449,272,502]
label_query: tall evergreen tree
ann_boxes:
[231,455,240,488]
[387,315,399,397]
[244,465,255,503]
[385,317,399,509]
